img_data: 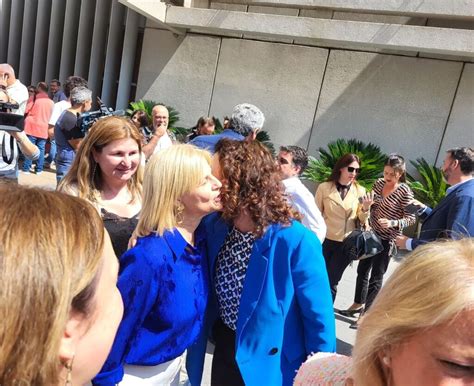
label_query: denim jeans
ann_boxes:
[45,138,56,164]
[22,135,47,172]
[55,148,75,184]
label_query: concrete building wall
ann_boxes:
[439,63,474,164]
[138,28,472,165]
[0,0,145,109]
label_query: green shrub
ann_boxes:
[302,139,387,190]
[256,130,275,156]
[407,158,447,208]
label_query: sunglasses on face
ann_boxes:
[278,157,290,165]
[347,166,361,173]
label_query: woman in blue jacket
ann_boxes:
[93,144,222,385]
[191,139,336,386]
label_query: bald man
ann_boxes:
[142,104,173,159]
[0,63,39,181]
[0,63,28,114]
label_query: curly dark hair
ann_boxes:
[215,139,301,237]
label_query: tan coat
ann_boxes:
[315,181,369,242]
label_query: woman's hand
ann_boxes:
[378,218,398,229]
[360,191,375,211]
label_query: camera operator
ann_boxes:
[0,64,28,114]
[0,64,39,182]
[54,86,92,184]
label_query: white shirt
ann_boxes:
[152,132,173,154]
[283,176,327,243]
[49,100,71,125]
[0,131,19,176]
[6,80,28,114]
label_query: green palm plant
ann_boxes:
[256,130,275,155]
[302,139,387,190]
[407,158,448,208]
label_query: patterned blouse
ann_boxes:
[369,178,416,241]
[215,226,256,331]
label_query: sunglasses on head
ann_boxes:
[347,166,361,173]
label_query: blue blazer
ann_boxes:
[413,179,474,249]
[187,213,336,386]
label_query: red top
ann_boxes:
[23,92,54,139]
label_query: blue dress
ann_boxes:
[93,228,209,385]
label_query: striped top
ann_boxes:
[369,178,416,241]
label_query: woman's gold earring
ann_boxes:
[64,355,74,386]
[176,201,184,225]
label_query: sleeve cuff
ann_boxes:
[406,238,413,251]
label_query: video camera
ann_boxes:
[0,101,24,132]
[77,98,125,134]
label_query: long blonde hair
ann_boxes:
[0,185,105,385]
[352,238,474,385]
[136,144,211,237]
[58,116,143,203]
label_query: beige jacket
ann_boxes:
[315,181,369,242]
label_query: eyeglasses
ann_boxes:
[347,166,361,173]
[278,157,290,165]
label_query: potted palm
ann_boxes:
[407,158,448,208]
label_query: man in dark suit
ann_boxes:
[396,147,474,250]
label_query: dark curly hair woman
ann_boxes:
[187,138,336,386]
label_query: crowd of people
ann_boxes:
[1,63,473,386]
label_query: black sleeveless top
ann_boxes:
[101,208,139,259]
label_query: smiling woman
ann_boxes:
[93,144,222,385]
[58,116,143,258]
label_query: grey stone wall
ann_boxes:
[138,29,473,167]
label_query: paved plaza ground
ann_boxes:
[19,168,403,384]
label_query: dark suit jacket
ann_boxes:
[412,179,474,249]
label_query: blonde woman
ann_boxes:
[59,116,142,258]
[0,185,123,385]
[93,145,222,385]
[294,238,474,385]
[353,238,473,385]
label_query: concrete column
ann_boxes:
[74,0,96,78]
[88,0,112,102]
[101,0,125,107]
[31,0,52,84]
[59,0,81,84]
[0,0,12,63]
[45,0,66,82]
[115,9,141,110]
[19,0,39,85]
[7,0,24,71]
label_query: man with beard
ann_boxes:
[396,147,474,250]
